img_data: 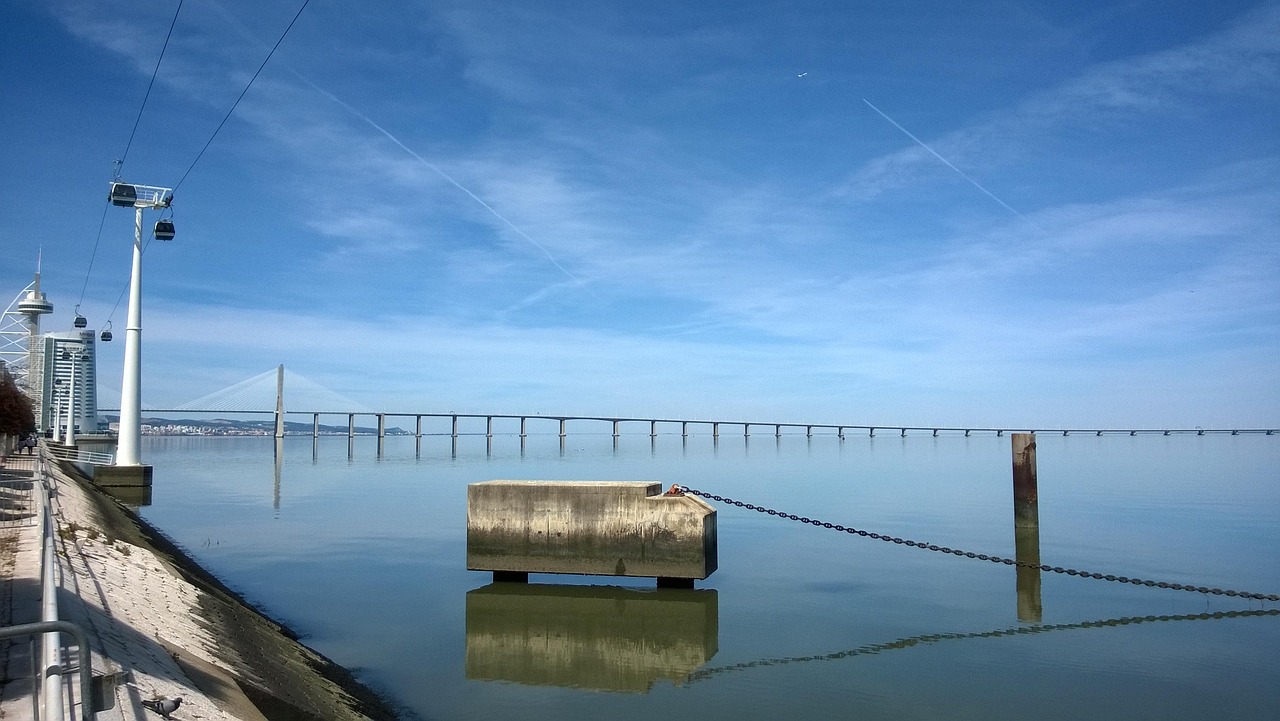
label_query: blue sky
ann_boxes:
[2,0,1277,428]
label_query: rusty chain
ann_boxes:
[674,485,1280,602]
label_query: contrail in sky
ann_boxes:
[304,80,584,284]
[202,0,584,285]
[862,98,1042,232]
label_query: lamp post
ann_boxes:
[108,182,173,468]
[62,349,86,447]
[51,380,64,444]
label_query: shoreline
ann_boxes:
[3,453,403,721]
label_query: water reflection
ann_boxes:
[685,608,1280,684]
[102,484,152,506]
[273,438,283,513]
[465,583,719,693]
[1014,525,1042,622]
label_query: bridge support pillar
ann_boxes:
[313,414,319,439]
[273,365,285,439]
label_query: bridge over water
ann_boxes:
[103,367,1278,440]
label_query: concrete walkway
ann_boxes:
[0,451,262,721]
[1,453,42,721]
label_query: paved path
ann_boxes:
[0,451,261,721]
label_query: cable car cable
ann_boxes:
[77,1,185,324]
[119,0,186,175]
[75,201,111,308]
[172,0,312,192]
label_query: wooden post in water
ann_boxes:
[1011,433,1038,528]
[1011,432,1042,621]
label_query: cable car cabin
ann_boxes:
[74,314,87,328]
[109,182,137,207]
[100,329,113,342]
[154,219,175,240]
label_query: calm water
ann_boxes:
[133,431,1280,720]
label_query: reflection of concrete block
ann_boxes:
[467,481,717,580]
[92,464,153,487]
[465,583,718,693]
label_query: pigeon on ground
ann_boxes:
[141,697,182,719]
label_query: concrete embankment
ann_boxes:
[0,452,400,721]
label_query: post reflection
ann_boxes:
[273,437,283,513]
[1015,525,1042,622]
[465,583,719,693]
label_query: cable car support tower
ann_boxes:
[109,181,175,473]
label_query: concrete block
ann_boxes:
[467,481,717,581]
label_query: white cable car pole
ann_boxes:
[110,182,173,468]
[117,204,145,465]
[64,351,78,447]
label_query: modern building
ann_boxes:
[39,330,103,435]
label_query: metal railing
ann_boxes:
[42,444,114,467]
[0,447,96,721]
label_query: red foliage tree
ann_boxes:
[0,367,36,436]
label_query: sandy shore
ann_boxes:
[1,452,400,721]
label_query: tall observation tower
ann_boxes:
[1,263,55,410]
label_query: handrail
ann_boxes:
[0,446,97,721]
[0,622,93,721]
[43,444,114,466]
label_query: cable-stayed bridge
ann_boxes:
[173,367,372,414]
[96,366,1278,440]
